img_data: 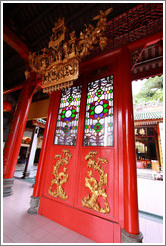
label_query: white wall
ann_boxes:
[23,130,33,138]
[137,178,164,216]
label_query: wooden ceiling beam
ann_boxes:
[30,3,98,48]
[11,3,26,16]
[3,78,42,95]
[131,67,163,81]
[3,25,29,61]
[23,4,57,32]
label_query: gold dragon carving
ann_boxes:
[82,151,110,214]
[48,149,72,200]
[29,8,112,93]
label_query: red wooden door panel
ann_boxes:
[74,147,115,220]
[72,67,118,221]
[43,145,78,207]
[41,58,119,224]
[42,83,83,207]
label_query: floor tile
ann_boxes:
[3,178,163,244]
[29,227,49,240]
[59,230,81,243]
[40,220,62,233]
[75,235,96,243]
[38,232,60,243]
[3,234,14,243]
[16,233,39,243]
[50,224,71,238]
[4,225,29,242]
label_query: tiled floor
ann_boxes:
[3,179,95,244]
[3,178,164,244]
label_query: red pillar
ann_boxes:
[33,93,56,197]
[3,73,37,197]
[27,92,60,214]
[118,47,142,241]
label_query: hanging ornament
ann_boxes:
[3,101,12,112]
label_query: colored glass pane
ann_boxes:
[54,85,82,145]
[83,75,113,146]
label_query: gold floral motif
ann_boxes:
[29,9,113,93]
[82,151,110,214]
[48,149,72,200]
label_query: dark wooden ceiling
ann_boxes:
[3,3,163,105]
[3,2,139,103]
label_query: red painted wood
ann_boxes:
[3,25,29,61]
[118,47,139,235]
[36,46,141,242]
[131,67,163,81]
[3,75,37,178]
[3,79,42,95]
[39,196,120,243]
[33,94,59,197]
[127,31,163,51]
[37,53,122,242]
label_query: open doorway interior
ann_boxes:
[132,75,163,177]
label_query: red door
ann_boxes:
[42,58,119,224]
[73,65,118,223]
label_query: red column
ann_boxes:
[28,92,61,214]
[32,93,56,197]
[3,74,37,196]
[118,47,140,236]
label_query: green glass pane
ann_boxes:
[103,108,108,113]
[103,103,108,108]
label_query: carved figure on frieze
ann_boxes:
[63,42,69,59]
[68,31,77,57]
[48,149,72,200]
[93,8,113,32]
[49,17,66,50]
[82,151,110,214]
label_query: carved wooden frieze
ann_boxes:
[29,9,113,93]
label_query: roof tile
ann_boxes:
[134,111,163,121]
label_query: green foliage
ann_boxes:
[133,75,163,105]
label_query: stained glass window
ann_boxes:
[83,76,113,146]
[54,85,82,145]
